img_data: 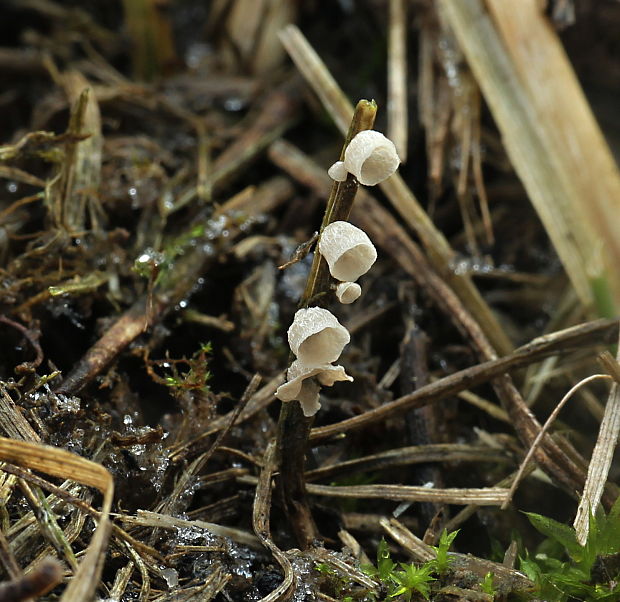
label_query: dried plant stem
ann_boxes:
[121,0,176,81]
[574,344,620,544]
[0,438,114,602]
[252,442,295,601]
[0,557,63,602]
[502,373,612,510]
[305,483,509,505]
[388,0,408,161]
[274,99,376,549]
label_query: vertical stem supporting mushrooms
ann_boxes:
[274,99,377,548]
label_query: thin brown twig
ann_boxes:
[0,557,63,602]
[502,373,612,509]
[0,315,43,373]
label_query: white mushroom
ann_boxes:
[335,281,361,304]
[318,221,377,282]
[343,130,400,186]
[275,360,353,417]
[287,307,350,365]
[327,161,348,182]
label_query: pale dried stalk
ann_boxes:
[279,24,512,355]
[439,0,620,310]
[456,388,509,423]
[305,483,509,505]
[122,510,261,549]
[574,383,620,544]
[60,72,103,232]
[388,0,408,161]
[305,443,510,482]
[0,438,113,602]
[503,373,612,509]
[239,474,508,505]
[380,517,435,562]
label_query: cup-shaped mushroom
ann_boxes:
[328,160,348,182]
[287,307,350,365]
[275,360,353,417]
[343,130,400,186]
[336,281,361,304]
[318,221,377,282]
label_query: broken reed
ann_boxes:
[274,99,377,548]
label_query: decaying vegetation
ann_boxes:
[0,0,619,600]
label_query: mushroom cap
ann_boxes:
[275,360,353,417]
[327,161,348,182]
[287,307,350,365]
[318,221,377,282]
[335,281,361,304]
[344,130,400,186]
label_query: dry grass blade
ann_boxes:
[122,510,261,549]
[150,564,230,602]
[0,437,113,601]
[439,0,620,311]
[306,483,509,506]
[312,547,377,591]
[380,517,435,562]
[0,384,40,442]
[59,71,104,232]
[574,381,620,544]
[388,0,408,161]
[503,373,611,509]
[305,443,511,483]
[456,388,509,422]
[0,526,20,580]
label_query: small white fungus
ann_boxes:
[318,221,377,282]
[335,281,361,304]
[328,160,348,182]
[275,360,353,417]
[343,130,400,186]
[287,307,350,365]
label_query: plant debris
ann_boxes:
[0,1,619,600]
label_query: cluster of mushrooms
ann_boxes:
[276,130,400,417]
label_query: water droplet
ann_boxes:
[224,97,244,112]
